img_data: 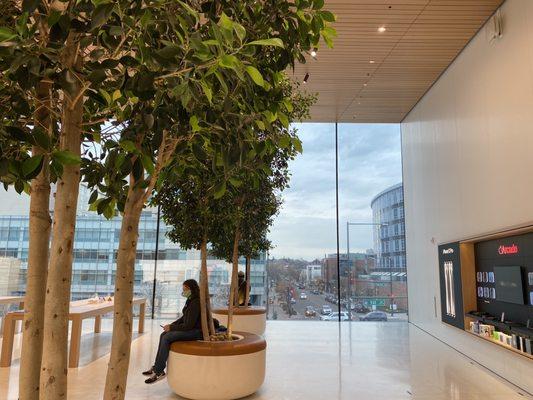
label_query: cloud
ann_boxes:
[269,123,402,261]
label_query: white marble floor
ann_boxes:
[0,319,531,400]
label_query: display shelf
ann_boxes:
[467,330,533,360]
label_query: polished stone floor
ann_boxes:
[0,320,531,400]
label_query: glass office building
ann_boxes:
[0,209,267,316]
[371,183,406,276]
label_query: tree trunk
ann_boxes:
[103,181,144,400]
[245,255,251,306]
[199,238,209,340]
[19,80,52,400]
[205,275,215,336]
[227,227,240,337]
[39,35,83,400]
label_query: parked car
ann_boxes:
[359,311,388,321]
[321,305,332,315]
[300,292,308,300]
[312,289,320,295]
[305,306,317,317]
[320,311,350,321]
[352,303,370,313]
[290,298,296,304]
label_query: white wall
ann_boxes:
[402,0,533,393]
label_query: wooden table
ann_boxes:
[0,297,146,368]
[0,296,24,333]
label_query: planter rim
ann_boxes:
[212,306,267,316]
[170,331,266,356]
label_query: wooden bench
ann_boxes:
[0,297,146,368]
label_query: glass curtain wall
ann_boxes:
[265,122,406,322]
[0,122,406,324]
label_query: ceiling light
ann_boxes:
[363,83,367,87]
[369,60,375,64]
[310,48,317,58]
[303,73,309,83]
[378,26,386,33]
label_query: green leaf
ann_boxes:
[141,154,154,175]
[119,140,137,153]
[245,66,264,87]
[279,135,291,148]
[213,180,226,199]
[255,120,265,130]
[313,0,325,9]
[22,155,43,179]
[219,13,233,31]
[319,11,336,22]
[53,150,80,165]
[245,38,284,48]
[278,112,289,128]
[229,177,242,188]
[292,137,303,153]
[219,54,239,69]
[283,99,294,112]
[199,81,213,103]
[88,190,98,204]
[91,4,114,29]
[190,115,200,132]
[0,27,16,43]
[157,44,181,60]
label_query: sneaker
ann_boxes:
[145,371,166,384]
[142,368,154,376]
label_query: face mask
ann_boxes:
[182,289,191,298]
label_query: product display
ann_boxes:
[482,272,488,283]
[528,272,533,286]
[478,287,483,297]
[477,272,483,283]
[488,272,495,283]
[490,288,496,299]
[530,291,533,305]
[444,261,456,317]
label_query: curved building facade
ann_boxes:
[371,183,406,279]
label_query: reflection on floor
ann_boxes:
[0,320,530,400]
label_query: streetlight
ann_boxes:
[346,221,388,320]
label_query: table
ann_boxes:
[0,297,146,368]
[0,296,24,333]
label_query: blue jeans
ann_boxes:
[153,329,203,373]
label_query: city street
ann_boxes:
[268,286,408,322]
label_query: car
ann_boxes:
[305,306,317,317]
[290,297,296,304]
[352,303,370,313]
[321,305,332,315]
[300,292,308,300]
[320,311,350,321]
[359,311,388,321]
[312,289,320,295]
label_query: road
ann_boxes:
[269,286,408,322]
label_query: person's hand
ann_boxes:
[163,324,170,332]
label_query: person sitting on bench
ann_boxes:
[143,279,203,384]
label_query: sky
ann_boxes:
[268,123,402,261]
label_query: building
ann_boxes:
[371,183,406,277]
[0,209,267,316]
[0,257,21,296]
[305,264,321,284]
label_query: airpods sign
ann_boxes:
[498,244,519,255]
[438,242,464,330]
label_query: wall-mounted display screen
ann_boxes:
[438,242,464,329]
[494,266,524,305]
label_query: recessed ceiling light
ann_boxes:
[363,83,367,87]
[310,49,317,58]
[378,26,386,33]
[369,60,375,64]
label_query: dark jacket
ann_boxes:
[169,294,201,331]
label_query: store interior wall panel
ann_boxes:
[402,0,533,393]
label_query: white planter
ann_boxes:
[212,306,267,336]
[168,332,266,400]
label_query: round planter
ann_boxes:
[168,331,266,400]
[212,306,267,336]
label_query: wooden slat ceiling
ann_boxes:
[293,0,505,123]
